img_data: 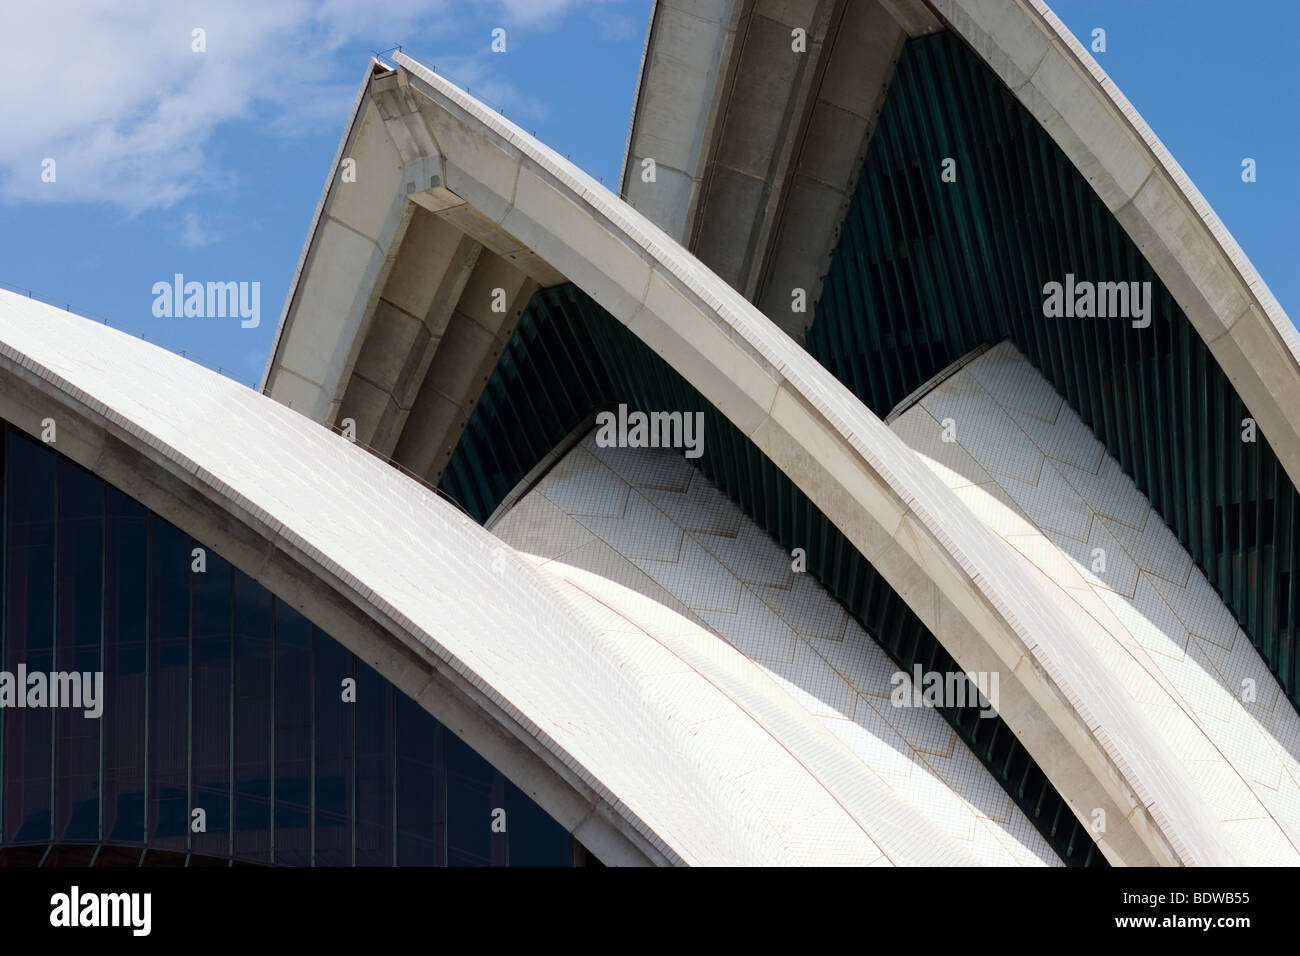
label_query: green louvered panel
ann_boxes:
[441,282,1105,866]
[807,30,1299,710]
[440,286,616,522]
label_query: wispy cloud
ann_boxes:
[178,210,217,248]
[498,0,627,28]
[0,0,617,212]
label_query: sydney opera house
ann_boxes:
[0,0,1297,867]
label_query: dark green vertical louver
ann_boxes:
[441,283,1105,866]
[806,31,1299,711]
[440,286,615,522]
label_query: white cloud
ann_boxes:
[178,210,217,248]
[0,0,614,212]
[497,0,626,28]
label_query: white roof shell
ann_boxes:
[255,0,1300,863]
[256,48,1227,865]
[0,288,1049,866]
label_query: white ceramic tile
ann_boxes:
[1058,455,1150,530]
[1148,565,1238,650]
[585,432,693,491]
[697,586,799,663]
[579,487,684,561]
[755,573,849,642]
[642,471,743,536]
[891,405,993,489]
[1006,402,1106,473]
[1044,517,1139,596]
[539,445,629,516]
[892,343,1300,864]
[637,534,742,614]
[514,427,1057,865]
[1100,514,1192,587]
[998,460,1095,541]
[697,520,795,587]
[966,340,1064,424]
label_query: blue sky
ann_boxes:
[0,0,1294,388]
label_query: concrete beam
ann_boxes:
[338,206,482,455]
[753,0,906,337]
[879,0,943,35]
[264,68,417,424]
[620,0,744,242]
[393,253,537,484]
[688,0,840,296]
[264,61,563,488]
[620,0,936,333]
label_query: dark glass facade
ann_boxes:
[0,421,576,866]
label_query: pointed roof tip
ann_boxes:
[391,48,434,76]
[369,42,406,73]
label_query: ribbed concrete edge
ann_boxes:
[258,58,394,395]
[616,0,661,193]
